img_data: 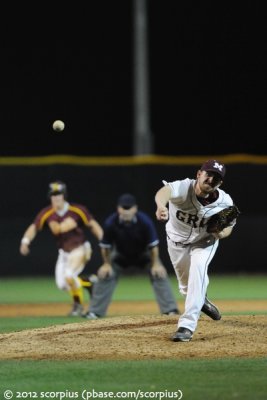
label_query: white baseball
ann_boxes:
[52,120,65,132]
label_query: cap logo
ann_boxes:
[213,162,224,172]
[50,183,63,192]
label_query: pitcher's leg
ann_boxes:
[178,240,218,332]
[167,239,190,297]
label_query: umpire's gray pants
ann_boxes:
[88,263,178,317]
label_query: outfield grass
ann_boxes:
[1,274,267,333]
[0,274,267,400]
[1,273,267,303]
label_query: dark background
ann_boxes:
[0,1,266,276]
[0,1,266,156]
[1,163,266,276]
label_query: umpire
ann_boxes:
[84,193,179,318]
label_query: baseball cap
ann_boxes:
[117,193,137,209]
[48,181,67,197]
[200,159,226,178]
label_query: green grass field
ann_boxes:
[1,273,267,304]
[0,274,267,400]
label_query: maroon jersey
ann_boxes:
[34,203,93,252]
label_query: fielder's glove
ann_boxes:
[206,205,241,234]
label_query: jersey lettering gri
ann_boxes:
[164,178,234,244]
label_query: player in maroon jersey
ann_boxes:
[20,181,103,316]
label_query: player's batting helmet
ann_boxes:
[48,181,67,198]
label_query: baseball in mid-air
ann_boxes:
[52,120,65,132]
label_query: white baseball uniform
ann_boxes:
[163,178,234,332]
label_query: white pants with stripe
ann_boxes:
[55,241,92,291]
[167,236,218,332]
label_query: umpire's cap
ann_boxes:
[117,193,137,209]
[48,181,67,198]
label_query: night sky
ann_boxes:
[0,1,266,156]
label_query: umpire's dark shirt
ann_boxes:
[100,211,159,265]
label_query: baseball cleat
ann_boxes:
[163,309,179,316]
[68,303,84,317]
[201,297,221,320]
[83,311,99,320]
[172,327,193,342]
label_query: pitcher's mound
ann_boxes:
[0,314,267,360]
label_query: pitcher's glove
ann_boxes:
[206,205,241,234]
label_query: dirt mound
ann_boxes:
[0,314,267,360]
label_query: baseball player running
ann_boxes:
[155,160,238,342]
[20,181,103,316]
